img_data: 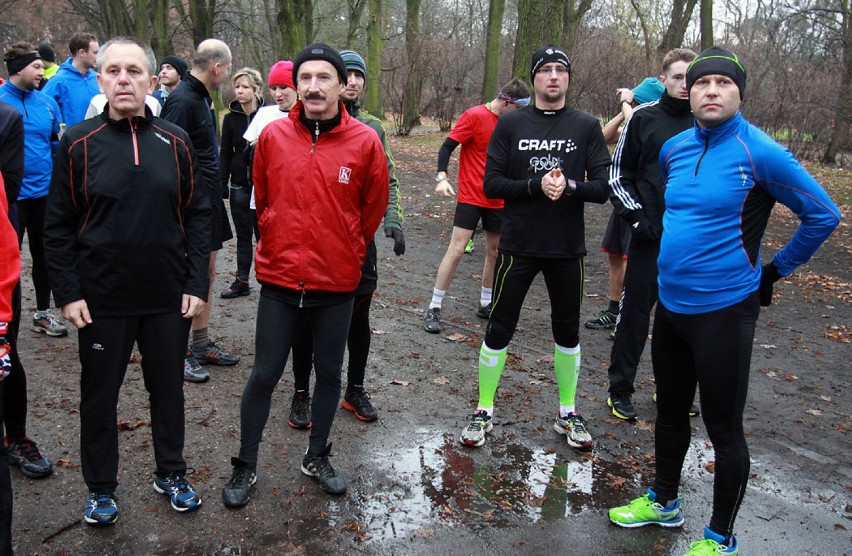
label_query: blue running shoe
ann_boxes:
[153,473,202,512]
[84,492,119,526]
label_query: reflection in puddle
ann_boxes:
[340,431,683,542]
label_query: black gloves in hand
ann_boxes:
[385,227,406,256]
[628,213,661,243]
[759,262,783,306]
[0,335,11,380]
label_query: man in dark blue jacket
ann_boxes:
[161,38,238,382]
[609,46,841,556]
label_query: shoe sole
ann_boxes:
[84,514,118,526]
[584,322,615,330]
[607,398,637,421]
[300,465,346,495]
[152,482,203,512]
[220,289,251,299]
[7,455,53,479]
[287,420,312,429]
[553,422,593,450]
[609,515,684,528]
[184,373,210,383]
[341,400,378,422]
[30,325,68,337]
[460,420,493,447]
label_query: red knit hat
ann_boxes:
[268,60,294,90]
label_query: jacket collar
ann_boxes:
[660,92,691,116]
[0,81,31,100]
[289,100,351,134]
[694,112,742,146]
[183,73,210,99]
[99,104,155,131]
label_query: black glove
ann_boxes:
[0,332,11,381]
[759,262,783,306]
[385,227,406,256]
[627,212,660,243]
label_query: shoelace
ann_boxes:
[569,415,588,434]
[15,439,41,461]
[231,467,253,487]
[467,412,489,431]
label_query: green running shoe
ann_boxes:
[684,527,738,555]
[464,238,475,254]
[608,489,685,528]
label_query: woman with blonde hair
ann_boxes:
[220,67,264,298]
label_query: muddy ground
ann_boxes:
[8,130,851,555]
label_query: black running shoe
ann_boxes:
[342,388,378,421]
[6,437,52,479]
[608,394,638,420]
[221,278,251,299]
[476,303,491,319]
[222,458,257,508]
[301,444,346,495]
[584,310,618,330]
[424,308,442,334]
[288,390,312,429]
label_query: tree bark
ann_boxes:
[276,0,309,58]
[366,0,384,114]
[823,0,851,163]
[401,0,422,134]
[700,0,714,50]
[480,0,506,102]
[658,0,700,56]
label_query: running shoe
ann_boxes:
[476,303,491,319]
[184,352,210,383]
[191,340,240,366]
[221,278,251,299]
[608,489,685,528]
[584,310,617,330]
[424,308,442,334]
[301,444,346,495]
[607,394,637,420]
[84,492,119,526]
[553,412,593,450]
[459,410,493,447]
[6,436,53,478]
[685,527,738,555]
[464,239,475,254]
[153,472,202,512]
[288,390,312,429]
[222,458,257,508]
[31,311,68,337]
[342,388,378,421]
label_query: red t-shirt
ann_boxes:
[448,104,503,209]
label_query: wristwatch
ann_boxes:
[435,173,447,182]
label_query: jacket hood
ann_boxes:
[228,96,265,115]
[55,57,96,79]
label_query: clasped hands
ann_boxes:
[542,168,567,201]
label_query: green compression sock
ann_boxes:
[554,344,581,411]
[477,343,508,410]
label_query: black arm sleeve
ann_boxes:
[436,137,460,173]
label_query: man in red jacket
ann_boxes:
[222,44,388,507]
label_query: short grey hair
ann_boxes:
[193,39,231,71]
[96,37,157,76]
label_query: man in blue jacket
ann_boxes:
[608,46,841,556]
[41,32,100,128]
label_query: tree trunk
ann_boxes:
[480,0,506,102]
[188,0,216,46]
[276,0,309,58]
[823,0,851,163]
[700,0,714,50]
[401,0,422,134]
[513,0,563,79]
[366,0,383,114]
[561,0,592,53]
[346,0,367,48]
[657,0,699,57]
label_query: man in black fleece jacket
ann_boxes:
[44,37,211,526]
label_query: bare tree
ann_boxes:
[700,0,714,48]
[400,0,422,133]
[366,0,383,114]
[480,0,506,102]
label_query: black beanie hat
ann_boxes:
[37,44,56,63]
[160,55,189,79]
[292,43,348,86]
[686,46,746,100]
[530,44,572,83]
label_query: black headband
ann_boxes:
[5,52,40,76]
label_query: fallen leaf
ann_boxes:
[447,332,469,342]
[705,461,716,473]
[806,409,823,416]
[390,379,410,386]
[433,377,449,385]
[785,374,799,381]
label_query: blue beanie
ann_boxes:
[631,77,665,104]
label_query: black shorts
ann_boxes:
[453,202,502,233]
[600,208,630,257]
[210,196,234,252]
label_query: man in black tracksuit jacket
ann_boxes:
[43,38,211,525]
[459,45,610,451]
[605,48,696,420]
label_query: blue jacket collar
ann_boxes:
[694,112,742,145]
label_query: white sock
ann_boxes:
[475,406,493,417]
[559,405,576,417]
[480,286,493,307]
[430,288,446,309]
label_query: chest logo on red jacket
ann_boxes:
[338,166,352,184]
